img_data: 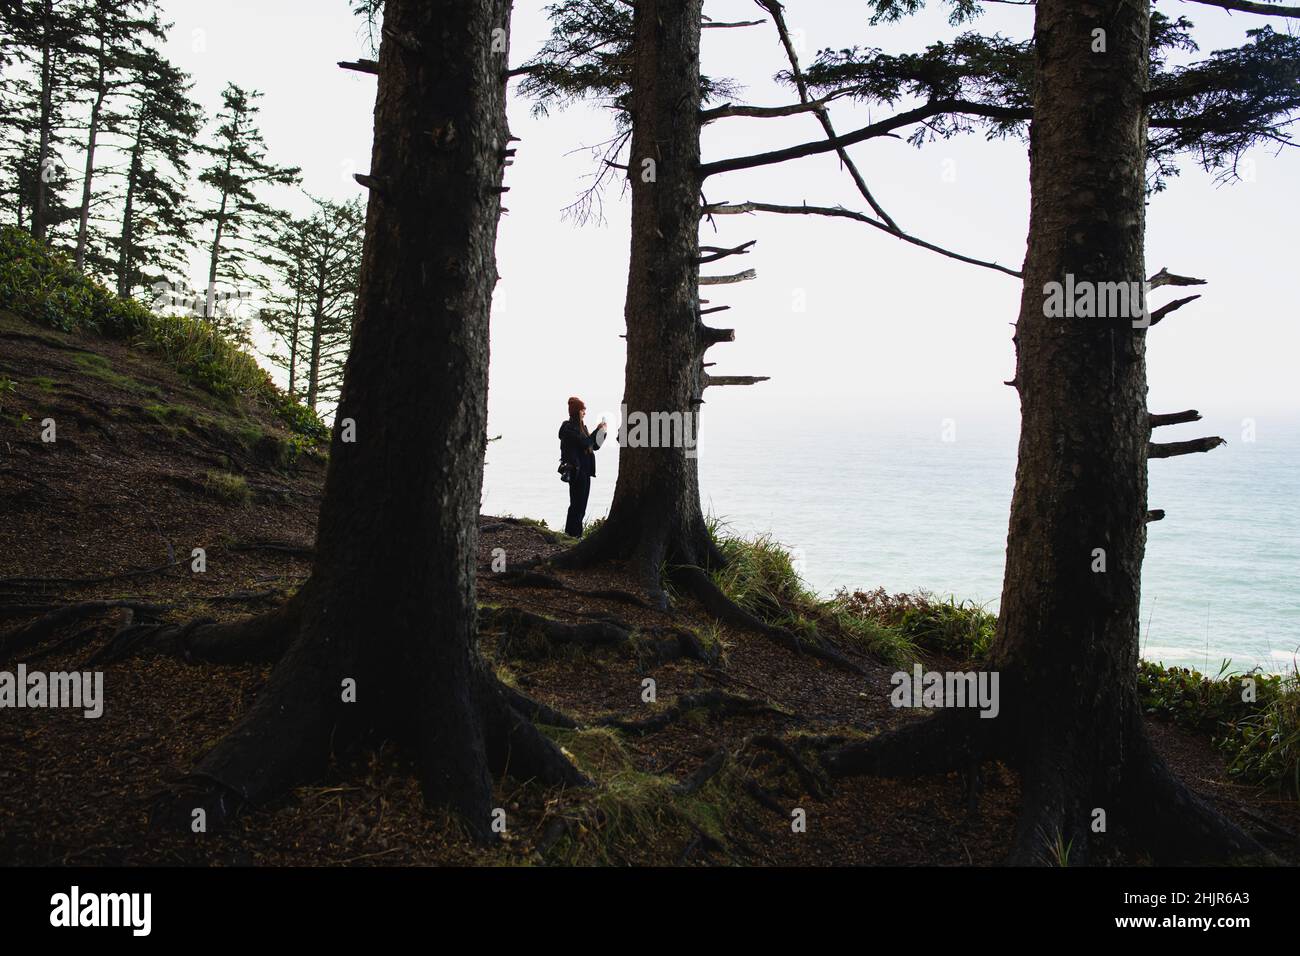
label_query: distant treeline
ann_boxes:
[0,0,362,410]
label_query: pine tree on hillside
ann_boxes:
[108,49,201,299]
[262,197,363,411]
[196,83,300,341]
[0,0,88,241]
[68,0,170,274]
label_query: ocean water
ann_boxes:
[483,413,1299,674]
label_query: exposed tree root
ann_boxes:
[671,746,728,796]
[600,688,792,736]
[0,599,167,660]
[637,624,721,665]
[27,613,132,665]
[84,599,300,668]
[544,522,618,571]
[140,627,588,839]
[823,710,983,779]
[822,707,1275,866]
[482,606,634,657]
[1121,738,1274,865]
[536,525,867,673]
[495,680,579,729]
[479,675,590,791]
[677,825,726,864]
[479,605,717,665]
[748,734,829,800]
[671,565,865,675]
[743,778,790,817]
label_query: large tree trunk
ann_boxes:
[162,0,582,839]
[554,0,722,601]
[825,0,1265,865]
[990,0,1158,864]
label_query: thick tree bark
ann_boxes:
[826,0,1266,865]
[990,0,1158,864]
[168,0,582,840]
[553,0,723,602]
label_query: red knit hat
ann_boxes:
[567,396,585,416]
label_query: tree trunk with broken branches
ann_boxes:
[826,0,1266,866]
[554,0,724,603]
[127,0,583,840]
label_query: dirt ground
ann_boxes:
[2,310,1296,866]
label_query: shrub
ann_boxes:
[897,597,997,661]
[1224,672,1300,797]
[706,520,915,666]
[1138,659,1300,797]
[835,587,994,662]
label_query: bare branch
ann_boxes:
[1148,267,1208,289]
[338,59,379,75]
[755,0,899,231]
[700,268,757,285]
[1150,410,1202,428]
[697,240,756,263]
[1149,294,1202,326]
[1147,510,1166,523]
[700,99,1027,178]
[1181,0,1300,18]
[703,201,1021,278]
[701,96,841,123]
[705,374,771,386]
[1149,437,1227,458]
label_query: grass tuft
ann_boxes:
[203,470,252,504]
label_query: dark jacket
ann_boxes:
[559,418,605,479]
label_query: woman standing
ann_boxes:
[558,396,606,537]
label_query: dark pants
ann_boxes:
[565,474,591,537]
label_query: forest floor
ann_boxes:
[2,308,1297,867]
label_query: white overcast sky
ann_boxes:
[159,0,1300,438]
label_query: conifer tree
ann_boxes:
[0,0,87,241]
[196,83,300,339]
[109,49,201,299]
[263,197,363,411]
[69,0,169,273]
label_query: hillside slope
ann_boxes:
[1,308,1295,866]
